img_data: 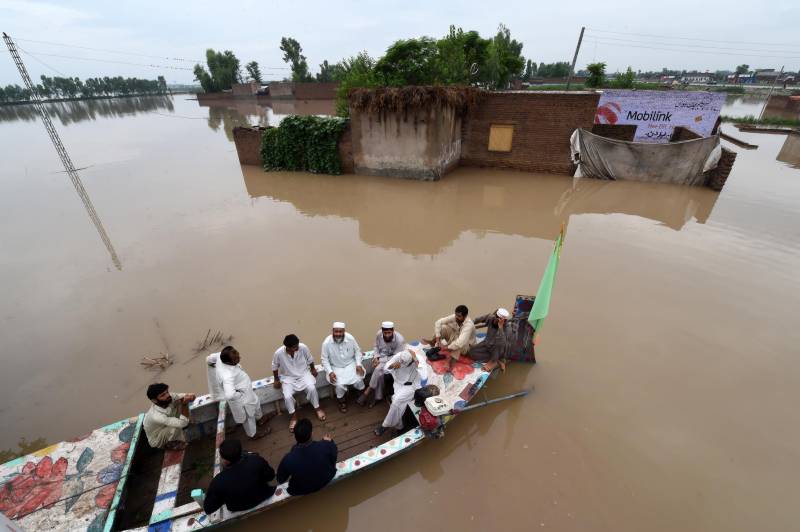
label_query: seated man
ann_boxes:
[321,322,365,413]
[276,419,337,495]
[203,439,276,515]
[374,349,428,436]
[468,308,511,371]
[143,383,196,451]
[429,305,476,369]
[357,321,405,408]
[272,334,326,432]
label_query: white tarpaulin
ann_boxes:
[570,128,721,186]
[594,90,725,143]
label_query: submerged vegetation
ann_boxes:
[261,115,348,174]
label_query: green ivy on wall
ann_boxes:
[260,115,348,174]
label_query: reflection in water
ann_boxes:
[199,98,336,141]
[0,95,175,126]
[239,166,719,256]
[777,132,800,168]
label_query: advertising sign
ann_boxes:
[594,90,725,143]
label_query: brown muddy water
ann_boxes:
[1,95,799,531]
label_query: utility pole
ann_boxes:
[759,65,784,120]
[565,26,585,90]
[2,32,121,270]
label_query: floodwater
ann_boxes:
[1,95,799,532]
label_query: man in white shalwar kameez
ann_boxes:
[357,321,405,408]
[321,322,365,413]
[374,349,428,436]
[207,346,268,440]
[272,334,326,431]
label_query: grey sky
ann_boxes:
[1,0,798,85]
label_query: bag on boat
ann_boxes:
[424,346,446,361]
[414,384,440,407]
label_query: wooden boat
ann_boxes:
[0,298,535,531]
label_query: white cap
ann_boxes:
[332,322,346,329]
[381,321,395,329]
[496,308,510,319]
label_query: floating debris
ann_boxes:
[192,329,233,355]
[140,352,173,370]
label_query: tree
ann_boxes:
[537,62,570,78]
[280,37,312,82]
[375,37,441,86]
[193,49,241,92]
[585,62,606,88]
[523,59,537,80]
[245,61,262,84]
[435,26,490,85]
[735,64,750,75]
[316,60,334,82]
[484,24,525,89]
[333,51,381,116]
[157,75,167,93]
[611,66,635,88]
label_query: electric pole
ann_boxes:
[3,32,121,270]
[566,26,585,90]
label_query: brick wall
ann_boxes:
[267,82,340,100]
[592,124,636,141]
[232,126,266,166]
[461,91,600,174]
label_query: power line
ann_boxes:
[585,39,800,60]
[586,28,800,49]
[18,51,196,71]
[19,47,67,76]
[585,34,800,55]
[13,36,202,62]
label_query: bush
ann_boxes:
[260,115,349,174]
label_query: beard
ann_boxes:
[333,335,344,343]
[156,396,173,408]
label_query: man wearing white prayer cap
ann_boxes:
[321,322,365,412]
[357,321,405,408]
[468,308,512,371]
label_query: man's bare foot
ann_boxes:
[498,360,507,372]
[316,408,327,421]
[356,393,368,407]
[256,416,269,427]
[482,361,499,372]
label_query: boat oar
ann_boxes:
[455,388,531,413]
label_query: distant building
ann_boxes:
[680,73,712,84]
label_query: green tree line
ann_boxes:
[0,75,168,103]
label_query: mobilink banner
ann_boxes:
[594,90,725,143]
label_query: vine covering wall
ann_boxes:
[260,115,348,174]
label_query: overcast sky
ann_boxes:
[1,0,799,85]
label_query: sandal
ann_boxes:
[338,400,348,413]
[316,409,327,422]
[289,418,297,433]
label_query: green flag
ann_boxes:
[528,228,564,344]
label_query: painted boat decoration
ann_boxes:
[0,297,536,531]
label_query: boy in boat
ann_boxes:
[203,439,276,515]
[143,383,196,451]
[374,349,428,436]
[321,322,365,413]
[276,418,337,495]
[208,346,270,440]
[468,308,511,372]
[272,334,327,432]
[426,305,476,370]
[356,321,405,408]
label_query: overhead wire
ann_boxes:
[584,39,800,60]
[13,37,202,62]
[13,51,196,71]
[585,28,800,49]
[18,47,68,76]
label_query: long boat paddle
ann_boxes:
[455,389,531,413]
